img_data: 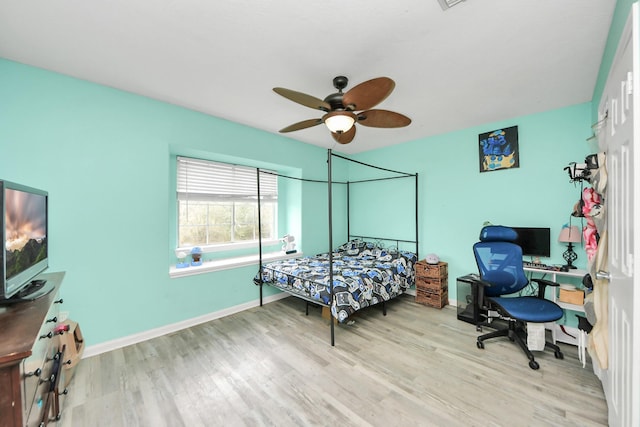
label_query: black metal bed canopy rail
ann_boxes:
[326,149,418,346]
[257,160,416,185]
[347,235,418,246]
[257,169,347,185]
[256,148,419,347]
[258,169,415,185]
[330,152,417,178]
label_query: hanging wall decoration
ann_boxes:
[478,125,520,172]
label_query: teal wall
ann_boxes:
[592,0,636,121]
[1,0,632,346]
[0,59,345,345]
[352,104,593,300]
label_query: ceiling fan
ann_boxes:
[273,76,411,145]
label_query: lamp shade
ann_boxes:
[324,111,356,133]
[558,225,582,243]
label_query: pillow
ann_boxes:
[336,239,365,255]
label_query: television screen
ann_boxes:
[511,227,551,258]
[1,181,49,300]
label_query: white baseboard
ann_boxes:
[82,292,290,358]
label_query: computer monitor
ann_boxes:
[511,227,551,258]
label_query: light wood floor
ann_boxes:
[59,295,607,427]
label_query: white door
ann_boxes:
[597,4,640,426]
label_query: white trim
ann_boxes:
[169,251,303,278]
[82,292,291,359]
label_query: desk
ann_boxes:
[523,266,587,345]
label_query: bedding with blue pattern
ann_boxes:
[254,240,417,322]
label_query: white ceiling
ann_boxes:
[0,0,616,154]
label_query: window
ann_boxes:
[176,156,277,250]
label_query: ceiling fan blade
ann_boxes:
[273,87,331,111]
[356,109,411,128]
[332,126,356,144]
[342,77,395,111]
[279,118,323,133]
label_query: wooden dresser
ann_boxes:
[0,272,67,427]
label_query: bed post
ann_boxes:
[415,173,419,259]
[257,168,263,306]
[347,181,350,241]
[327,149,335,346]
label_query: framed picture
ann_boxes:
[478,126,519,172]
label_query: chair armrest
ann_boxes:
[467,274,492,288]
[530,278,560,299]
[468,276,492,309]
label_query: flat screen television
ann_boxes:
[511,227,551,258]
[0,180,50,302]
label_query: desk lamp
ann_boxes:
[558,225,582,269]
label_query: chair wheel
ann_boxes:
[529,360,540,370]
[477,340,484,349]
[476,325,482,332]
[555,350,564,359]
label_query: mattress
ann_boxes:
[255,240,417,322]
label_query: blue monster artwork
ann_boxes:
[478,125,520,172]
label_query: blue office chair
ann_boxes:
[473,225,565,370]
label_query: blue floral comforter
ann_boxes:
[254,240,417,322]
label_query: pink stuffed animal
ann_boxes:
[581,187,603,262]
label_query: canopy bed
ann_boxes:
[254,149,419,345]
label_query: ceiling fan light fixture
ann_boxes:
[324,111,356,133]
[275,76,409,144]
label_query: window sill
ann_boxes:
[169,251,304,278]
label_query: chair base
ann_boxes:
[476,321,564,370]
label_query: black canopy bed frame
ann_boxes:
[255,149,419,346]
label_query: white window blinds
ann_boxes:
[177,156,277,202]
